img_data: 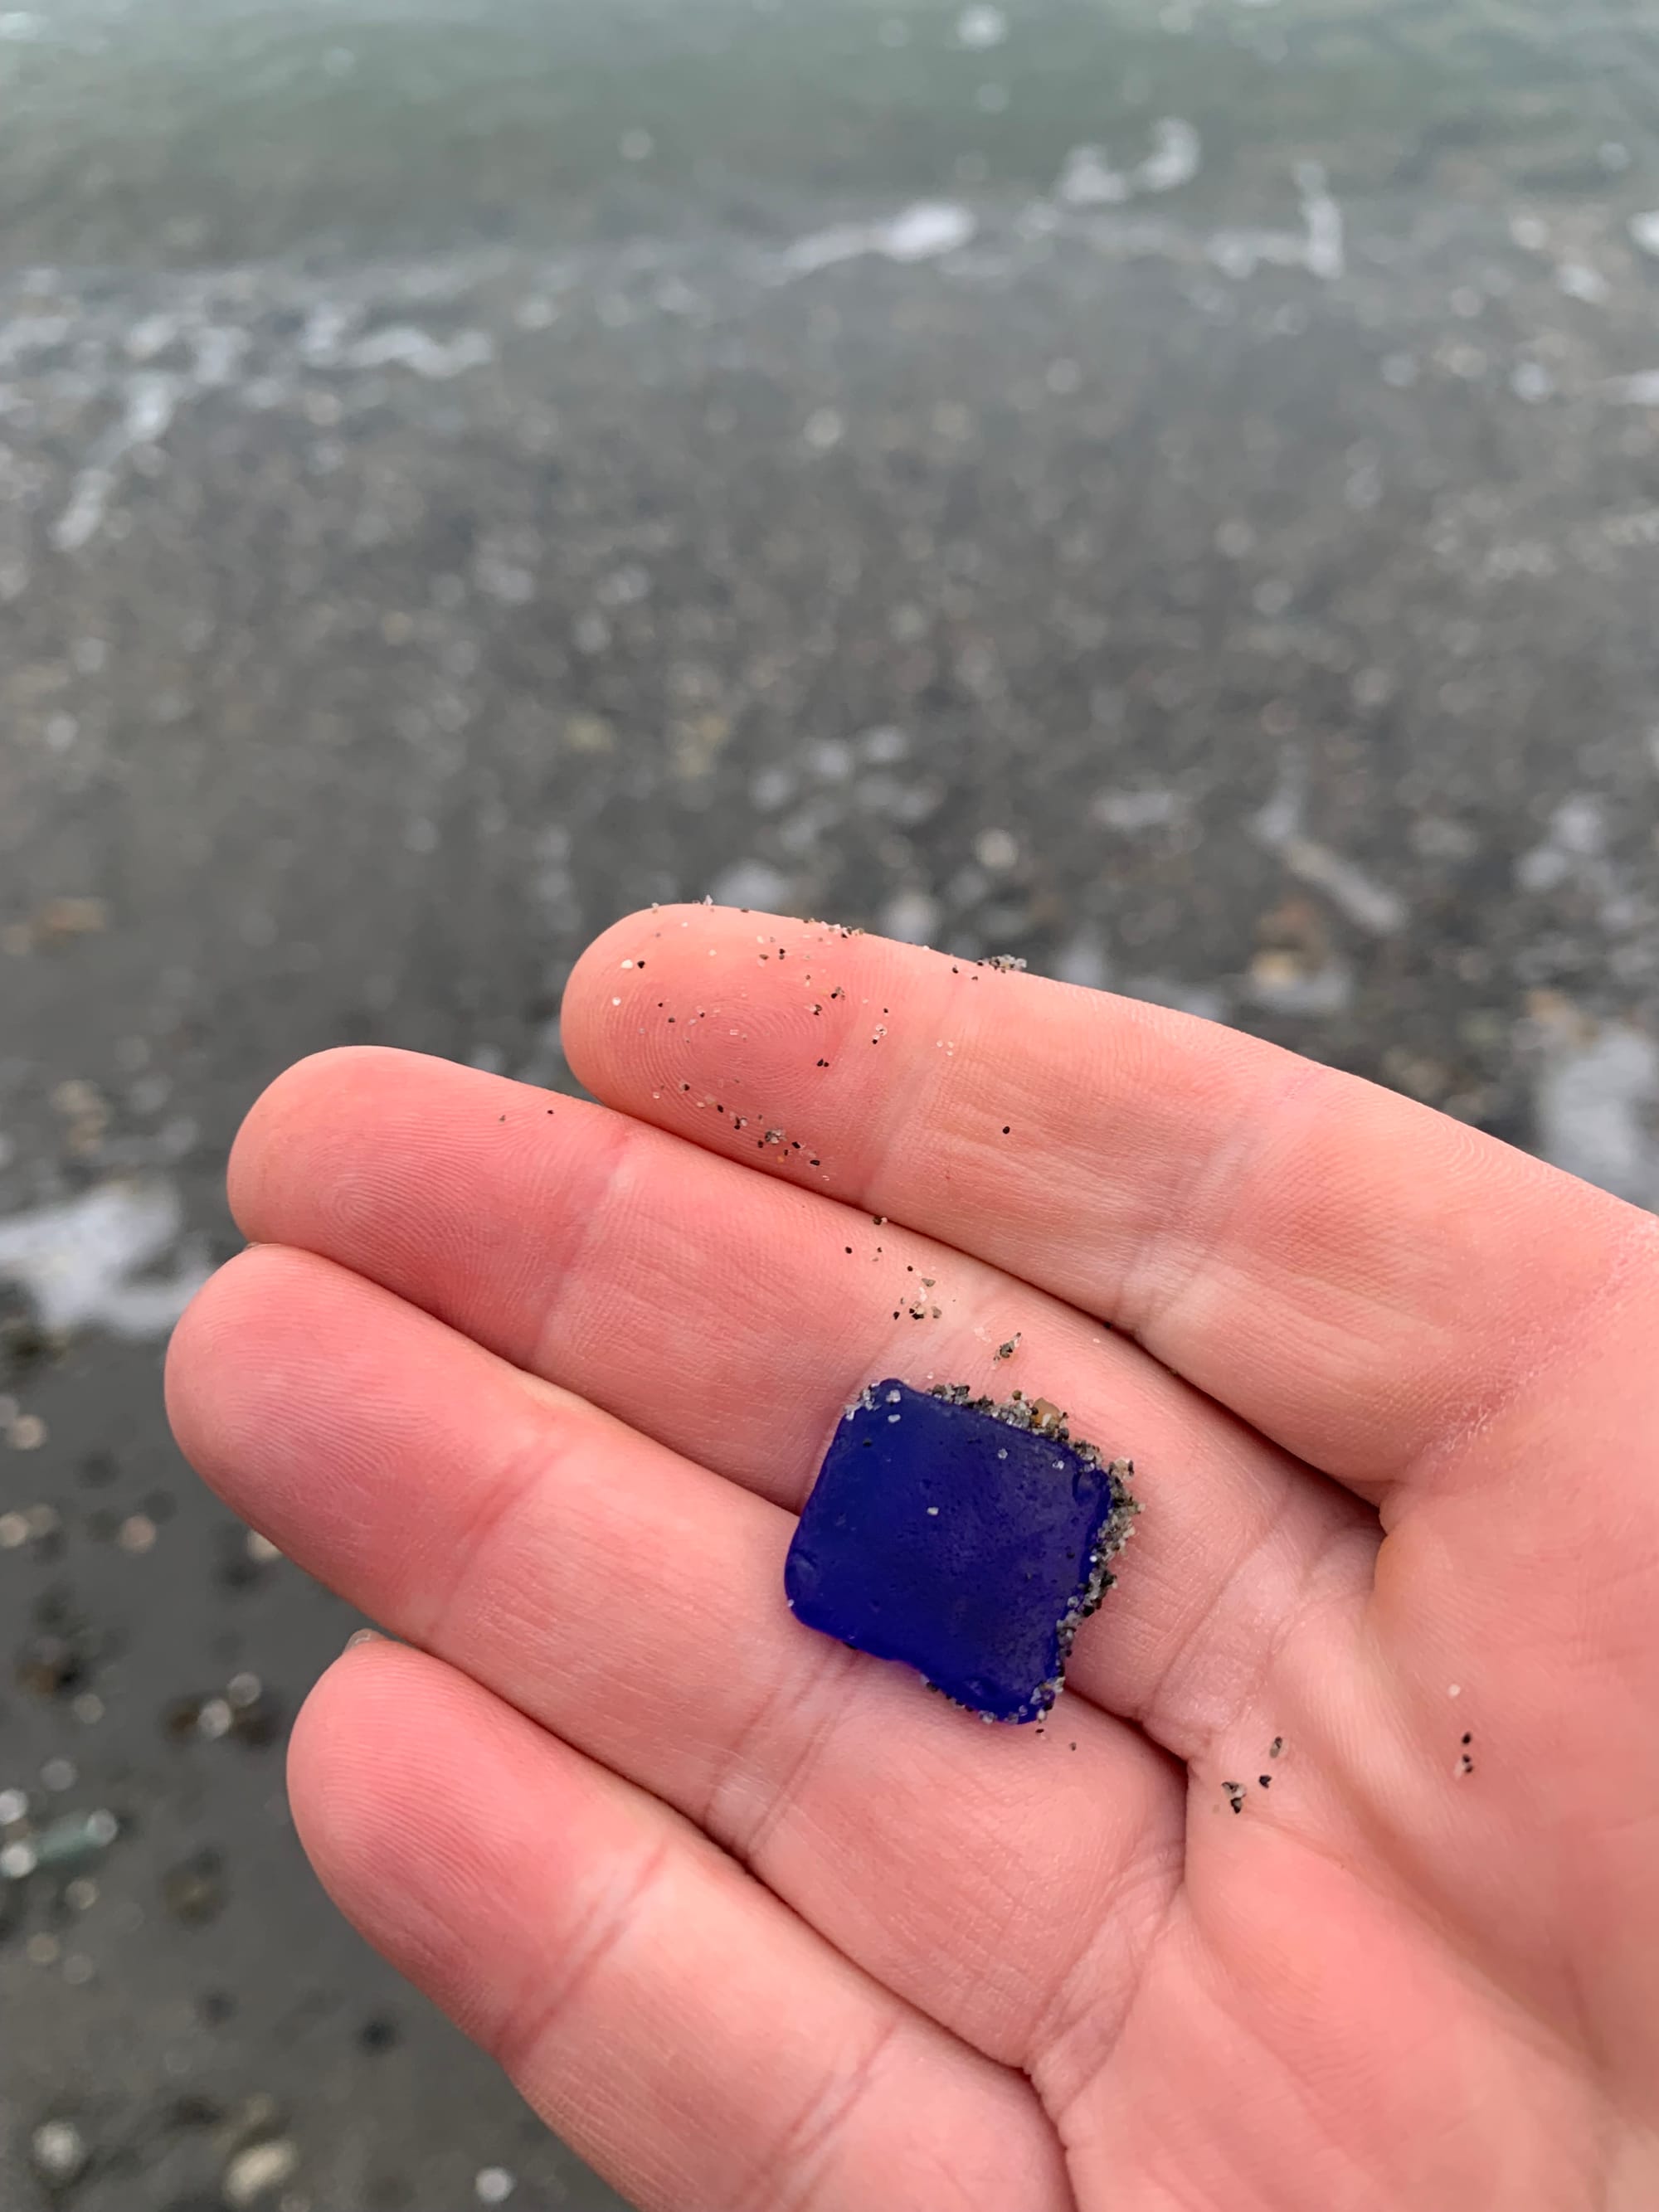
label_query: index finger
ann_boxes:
[562,906,1657,1494]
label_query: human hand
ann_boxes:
[166,907,1659,2212]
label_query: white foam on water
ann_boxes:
[1603,372,1659,406]
[778,202,977,278]
[1136,119,1202,196]
[1555,261,1610,305]
[124,310,182,362]
[299,299,363,365]
[0,1180,212,1338]
[776,223,871,276]
[51,471,117,557]
[955,5,1008,50]
[1627,211,1659,260]
[51,372,180,552]
[1298,163,1345,280]
[191,325,251,386]
[874,202,979,262]
[1207,227,1304,280]
[344,325,495,378]
[1208,162,1344,284]
[0,314,71,366]
[121,376,178,443]
[1054,121,1200,211]
[1055,147,1131,210]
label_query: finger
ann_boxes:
[224,1048,1377,1764]
[558,907,1658,1496]
[169,1243,1183,2082]
[291,1640,1069,2212]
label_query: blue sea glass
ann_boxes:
[785,1379,1133,1723]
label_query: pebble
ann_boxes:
[31,2118,89,2183]
[33,1807,119,1867]
[118,1512,158,1553]
[163,1847,227,1924]
[223,2138,301,2206]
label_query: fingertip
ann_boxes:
[283,1640,601,2061]
[163,1242,337,1490]
[285,1639,363,1809]
[227,1045,451,1237]
[229,1045,366,1220]
[286,1635,441,1885]
[562,905,704,1082]
[161,1252,226,1435]
[564,903,893,1112]
[163,1243,280,1468]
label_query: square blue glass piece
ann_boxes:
[785,1379,1128,1723]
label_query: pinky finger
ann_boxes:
[289,1641,1068,2212]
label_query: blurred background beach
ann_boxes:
[2,2,1657,2205]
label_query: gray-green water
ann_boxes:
[3,0,1657,266]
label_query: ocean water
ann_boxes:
[3,0,1654,268]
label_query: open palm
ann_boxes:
[168,907,1659,2211]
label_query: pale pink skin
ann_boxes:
[166,907,1659,2212]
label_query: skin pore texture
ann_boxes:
[167,906,1659,2212]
